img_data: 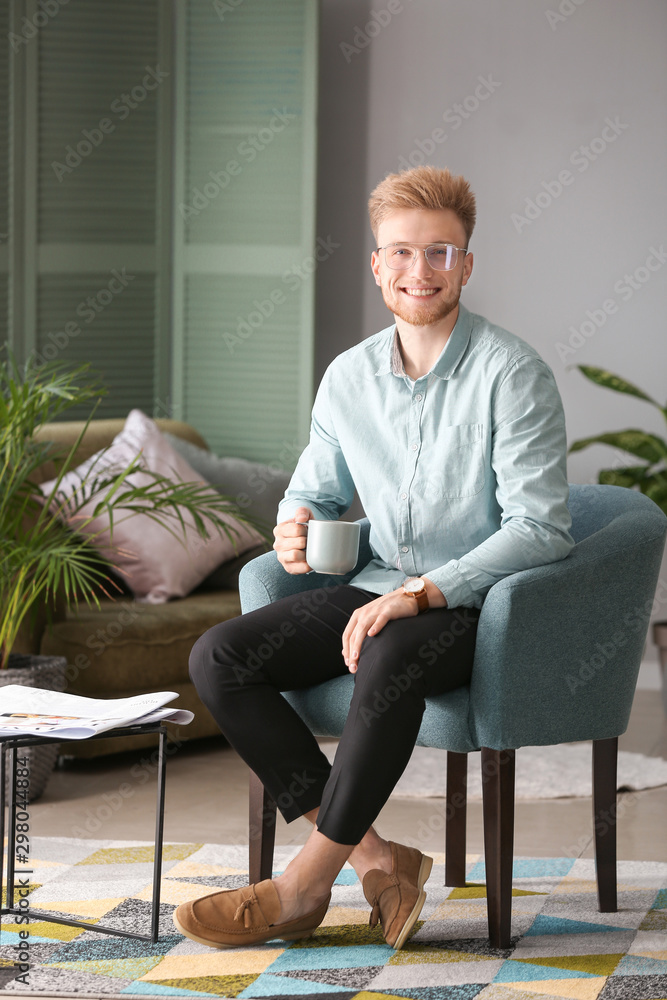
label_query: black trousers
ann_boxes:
[189,585,480,845]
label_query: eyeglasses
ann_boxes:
[376,242,468,271]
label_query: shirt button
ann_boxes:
[401,492,408,499]
[401,546,409,553]
[415,393,423,401]
[411,443,418,451]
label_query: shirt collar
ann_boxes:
[391,334,405,377]
[374,303,473,380]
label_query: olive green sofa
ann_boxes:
[26,418,260,757]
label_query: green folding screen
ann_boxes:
[7,0,317,464]
[174,0,318,463]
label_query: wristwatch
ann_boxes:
[402,577,429,613]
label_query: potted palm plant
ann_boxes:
[1,350,261,798]
[569,365,667,710]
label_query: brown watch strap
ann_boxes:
[404,579,429,613]
[413,587,429,613]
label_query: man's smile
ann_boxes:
[399,287,440,297]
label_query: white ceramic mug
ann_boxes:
[302,519,361,575]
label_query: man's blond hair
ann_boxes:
[368,166,476,245]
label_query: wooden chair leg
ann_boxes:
[481,747,515,950]
[248,770,277,884]
[445,751,468,887]
[592,736,618,912]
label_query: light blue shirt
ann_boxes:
[278,304,574,608]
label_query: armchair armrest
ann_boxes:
[239,518,372,613]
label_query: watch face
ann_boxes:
[405,578,424,594]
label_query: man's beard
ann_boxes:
[381,282,462,327]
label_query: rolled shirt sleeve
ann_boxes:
[278,372,356,525]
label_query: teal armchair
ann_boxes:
[239,484,667,947]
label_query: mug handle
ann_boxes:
[294,519,314,574]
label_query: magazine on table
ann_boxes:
[0,686,194,739]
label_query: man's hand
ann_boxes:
[342,576,447,671]
[273,506,313,574]
[342,589,418,670]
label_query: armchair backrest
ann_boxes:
[567,482,663,544]
[470,485,667,748]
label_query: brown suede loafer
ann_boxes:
[362,841,433,949]
[172,879,330,949]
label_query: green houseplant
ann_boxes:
[0,351,262,795]
[569,364,667,711]
[569,365,667,514]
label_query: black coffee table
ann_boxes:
[0,722,168,943]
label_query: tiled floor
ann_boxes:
[23,670,667,862]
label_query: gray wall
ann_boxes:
[317,0,667,654]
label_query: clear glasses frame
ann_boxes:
[376,242,468,271]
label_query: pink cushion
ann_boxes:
[40,409,262,603]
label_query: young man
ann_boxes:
[174,166,574,950]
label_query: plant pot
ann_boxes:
[652,621,667,715]
[0,653,67,802]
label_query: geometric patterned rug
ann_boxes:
[1,838,666,999]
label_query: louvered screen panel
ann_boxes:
[38,0,159,243]
[185,1,307,246]
[32,0,162,417]
[180,0,317,464]
[0,0,8,237]
[0,280,7,348]
[184,275,302,463]
[0,1,8,344]
[37,274,157,419]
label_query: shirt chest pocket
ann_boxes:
[423,422,486,499]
